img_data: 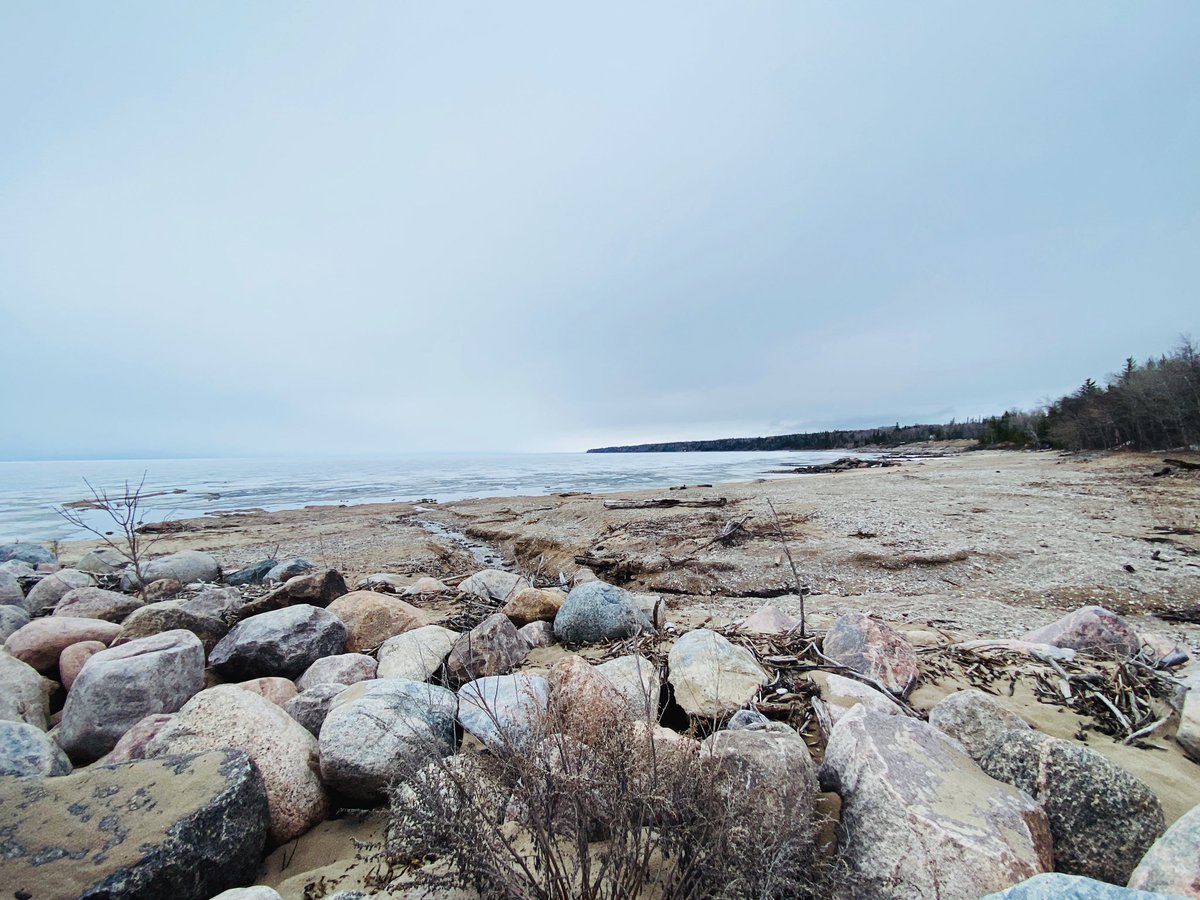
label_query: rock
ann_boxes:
[500,587,567,627]
[446,613,529,685]
[458,673,550,752]
[58,629,206,762]
[595,654,661,720]
[1128,801,1200,896]
[326,591,425,652]
[667,628,768,718]
[573,566,599,585]
[0,605,30,642]
[225,558,278,586]
[263,568,349,608]
[518,620,555,648]
[285,683,344,736]
[104,712,175,763]
[548,655,628,741]
[4,616,121,671]
[0,650,52,729]
[979,728,1164,884]
[553,580,655,644]
[357,572,410,592]
[237,676,300,707]
[0,719,72,776]
[822,612,919,696]
[1138,632,1190,669]
[210,888,285,900]
[209,604,347,681]
[726,709,770,730]
[0,749,269,900]
[183,585,245,618]
[1178,664,1200,763]
[0,559,36,578]
[297,652,377,690]
[58,639,107,689]
[929,688,1031,761]
[702,723,818,819]
[319,679,458,804]
[1022,606,1140,657]
[134,550,222,587]
[143,577,185,601]
[740,604,802,635]
[265,557,317,584]
[75,547,129,575]
[0,570,24,608]
[52,585,143,622]
[377,624,460,682]
[459,568,530,603]
[403,576,451,596]
[24,567,94,614]
[0,542,55,566]
[113,601,230,653]
[820,706,1051,899]
[144,684,329,843]
[819,671,904,723]
[982,873,1167,898]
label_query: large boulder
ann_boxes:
[0,650,52,729]
[820,706,1051,899]
[104,712,175,764]
[817,671,904,723]
[132,550,222,587]
[377,624,460,681]
[0,719,72,777]
[446,613,529,685]
[1128,801,1200,896]
[596,654,661,720]
[58,629,206,762]
[553,581,655,644]
[24,568,94,614]
[702,723,818,820]
[113,601,230,653]
[319,679,457,804]
[285,683,345,736]
[929,688,1031,760]
[458,674,550,752]
[0,542,55,566]
[264,558,317,585]
[297,652,377,690]
[1021,606,1140,657]
[144,685,329,843]
[53,585,143,622]
[259,568,348,609]
[459,569,530,603]
[979,729,1164,885]
[667,628,768,718]
[548,655,628,742]
[4,616,121,672]
[1176,664,1200,764]
[209,604,347,681]
[326,591,426,652]
[0,605,30,642]
[821,612,919,696]
[0,570,24,608]
[74,547,128,575]
[0,749,269,900]
[500,587,566,627]
[982,873,1167,898]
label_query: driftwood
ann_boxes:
[770,456,900,475]
[1164,458,1200,471]
[602,497,727,510]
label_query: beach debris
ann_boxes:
[775,456,900,475]
[602,497,728,509]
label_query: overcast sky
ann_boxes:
[2,3,1197,459]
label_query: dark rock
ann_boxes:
[0,719,71,776]
[553,580,655,644]
[0,542,55,566]
[285,683,344,736]
[446,613,529,685]
[249,569,348,615]
[821,612,919,696]
[209,604,347,681]
[727,709,771,730]
[113,603,230,654]
[224,558,278,587]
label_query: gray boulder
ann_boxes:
[518,620,555,648]
[124,550,221,589]
[726,709,770,730]
[982,873,1167,898]
[458,568,530,603]
[0,570,24,608]
[183,585,245,618]
[0,542,55,566]
[0,605,30,642]
[1128,801,1200,895]
[703,723,818,819]
[553,580,655,644]
[58,629,206,762]
[458,673,550,752]
[75,548,129,575]
[264,558,316,584]
[0,749,269,900]
[53,586,143,622]
[209,604,347,681]
[24,568,94,614]
[224,559,278,586]
[596,654,661,720]
[113,601,229,653]
[979,729,1165,885]
[667,628,768,718]
[296,652,377,690]
[285,683,345,736]
[822,612,919,696]
[1022,606,1140,657]
[377,624,460,681]
[446,613,529,685]
[0,720,71,776]
[0,650,52,730]
[928,688,1031,760]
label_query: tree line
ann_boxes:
[588,421,988,453]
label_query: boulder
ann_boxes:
[0,650,52,729]
[210,889,285,900]
[0,605,30,642]
[818,672,904,723]
[326,591,425,652]
[740,604,802,635]
[75,547,129,575]
[1177,664,1200,763]
[237,676,299,707]
[822,612,919,696]
[133,550,221,587]
[286,683,344,736]
[702,723,818,819]
[667,628,768,718]
[113,602,229,653]
[53,585,143,622]
[726,708,770,730]
[0,570,24,608]
[0,559,36,578]
[264,557,317,585]
[458,674,550,752]
[820,706,1051,899]
[5,616,121,671]
[183,585,245,618]
[358,573,410,592]
[262,568,349,608]
[459,569,530,603]
[500,587,567,627]
[24,567,94,614]
[143,577,185,601]
[929,689,1031,761]
[1128,801,1200,896]
[104,712,175,763]
[225,558,278,586]
[982,873,1167,898]
[0,719,72,777]
[144,684,329,843]
[209,604,347,681]
[1022,606,1140,657]
[1137,632,1189,669]
[377,624,460,682]
[297,652,378,690]
[0,749,269,900]
[446,613,529,685]
[319,679,458,804]
[0,542,55,566]
[553,580,655,644]
[403,576,451,596]
[548,655,628,741]
[979,729,1165,884]
[518,620,555,648]
[58,639,107,690]
[58,629,206,762]
[596,654,661,720]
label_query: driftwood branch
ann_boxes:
[602,498,727,510]
[1164,458,1200,471]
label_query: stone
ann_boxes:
[726,709,770,730]
[0,605,30,642]
[143,577,185,601]
[104,712,175,763]
[667,628,768,718]
[500,587,567,627]
[286,683,344,736]
[0,650,52,729]
[297,652,377,690]
[377,624,460,682]
[820,706,1051,899]
[58,629,206,762]
[52,585,143,622]
[822,612,919,696]
[518,620,555,648]
[225,558,278,586]
[265,557,317,584]
[982,873,1167,898]
[458,673,550,752]
[0,559,36,578]
[0,542,55,566]
[74,547,129,575]
[819,672,904,723]
[929,688,1031,760]
[740,604,802,635]
[263,568,349,608]
[553,580,656,644]
[548,655,628,741]
[319,679,458,804]
[357,573,410,591]
[135,549,222,587]
[183,585,245,618]
[1177,664,1200,763]
[702,723,818,819]
[1022,606,1140,657]
[1128,801,1200,896]
[24,567,94,614]
[58,639,107,690]
[0,749,269,900]
[0,719,72,776]
[210,889,285,900]
[209,604,348,681]
[446,613,529,685]
[237,676,300,707]
[595,654,661,720]
[979,728,1165,884]
[1138,632,1190,669]
[113,601,230,653]
[0,570,24,608]
[459,568,530,603]
[403,575,451,595]
[327,590,425,652]
[4,616,120,671]
[144,684,329,843]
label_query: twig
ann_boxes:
[766,498,807,639]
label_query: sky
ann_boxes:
[1,3,1197,459]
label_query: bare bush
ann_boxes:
[56,473,164,590]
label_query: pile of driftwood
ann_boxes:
[771,456,900,475]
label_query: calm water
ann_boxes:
[0,451,858,542]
